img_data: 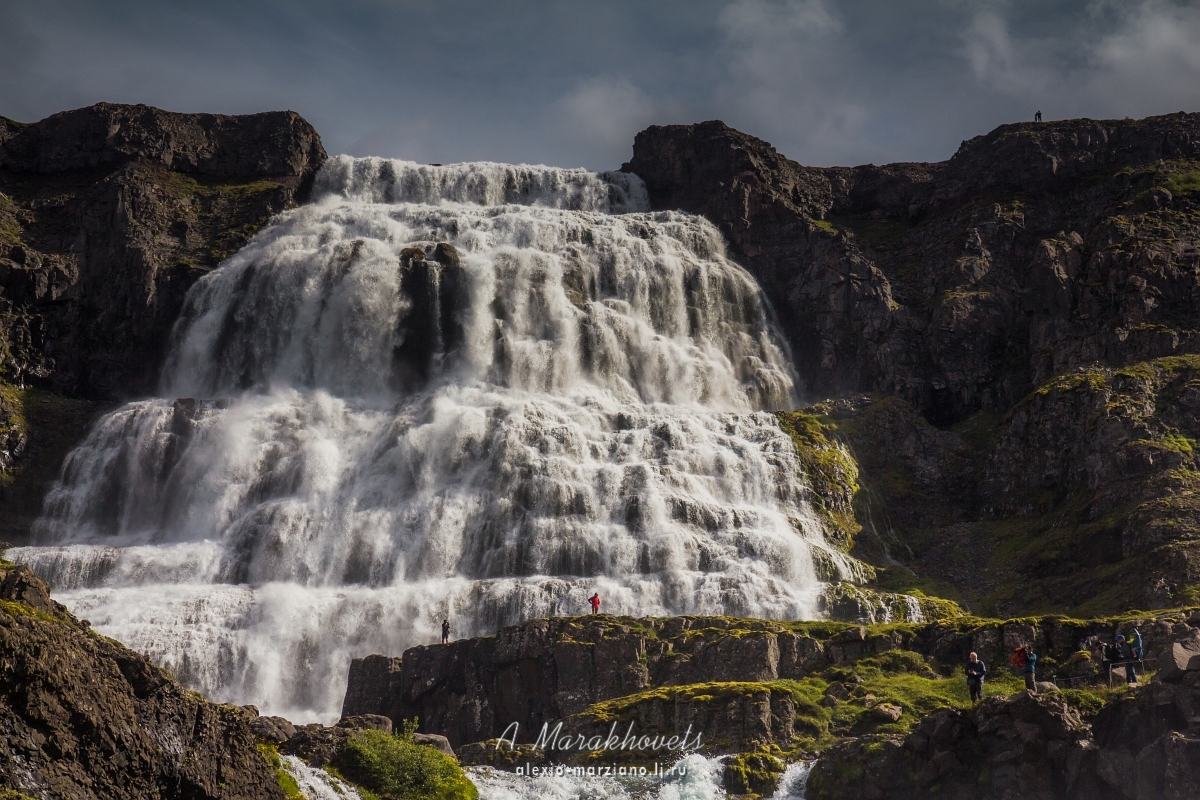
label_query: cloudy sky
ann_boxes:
[2,0,1199,169]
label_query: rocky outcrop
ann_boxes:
[623,114,1200,424]
[0,560,284,799]
[342,610,1197,753]
[0,103,326,402]
[807,625,1200,800]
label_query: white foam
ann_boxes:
[15,159,855,722]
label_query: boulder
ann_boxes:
[337,714,393,733]
[414,732,456,757]
[871,703,903,723]
[0,563,62,616]
[250,715,297,744]
[1157,628,1200,683]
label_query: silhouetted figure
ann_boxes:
[441,618,450,645]
[588,593,601,615]
[966,652,987,703]
[1035,110,1042,123]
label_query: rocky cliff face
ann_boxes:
[345,611,1200,798]
[624,114,1200,424]
[0,558,284,799]
[0,103,326,400]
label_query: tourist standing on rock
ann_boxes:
[966,652,987,702]
[588,593,601,614]
[1035,110,1042,122]
[1011,644,1037,693]
[1118,632,1140,684]
[441,618,450,645]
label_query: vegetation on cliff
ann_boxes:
[331,728,478,800]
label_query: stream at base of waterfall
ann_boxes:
[282,754,813,800]
[11,156,861,724]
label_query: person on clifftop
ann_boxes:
[441,618,450,645]
[966,652,987,703]
[1035,110,1042,122]
[1118,631,1141,684]
[1011,644,1038,694]
[588,593,601,615]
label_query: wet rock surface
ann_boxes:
[0,561,284,799]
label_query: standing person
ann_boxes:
[1117,633,1140,685]
[1012,644,1037,694]
[441,618,450,645]
[588,593,601,615]
[966,652,987,703]
[1035,110,1043,122]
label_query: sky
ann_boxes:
[2,0,1199,170]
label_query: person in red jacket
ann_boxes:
[588,593,600,614]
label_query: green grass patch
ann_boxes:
[1166,168,1200,197]
[829,215,912,250]
[807,217,837,234]
[258,743,303,800]
[1158,434,1196,455]
[0,598,72,627]
[0,192,25,245]
[332,729,478,800]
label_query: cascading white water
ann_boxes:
[11,156,855,722]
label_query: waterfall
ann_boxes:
[11,157,852,723]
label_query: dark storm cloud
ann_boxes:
[2,0,1199,169]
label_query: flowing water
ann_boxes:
[11,157,857,723]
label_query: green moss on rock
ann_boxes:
[776,411,862,550]
[724,751,787,797]
[258,743,304,800]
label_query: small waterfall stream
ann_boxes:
[11,157,857,722]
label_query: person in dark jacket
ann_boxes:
[441,618,450,645]
[1020,644,1038,693]
[1117,633,1140,684]
[966,652,987,702]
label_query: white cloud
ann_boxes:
[547,76,662,168]
[712,0,874,165]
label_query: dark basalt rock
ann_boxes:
[393,243,468,390]
[0,102,327,403]
[623,113,1200,425]
[0,561,284,799]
